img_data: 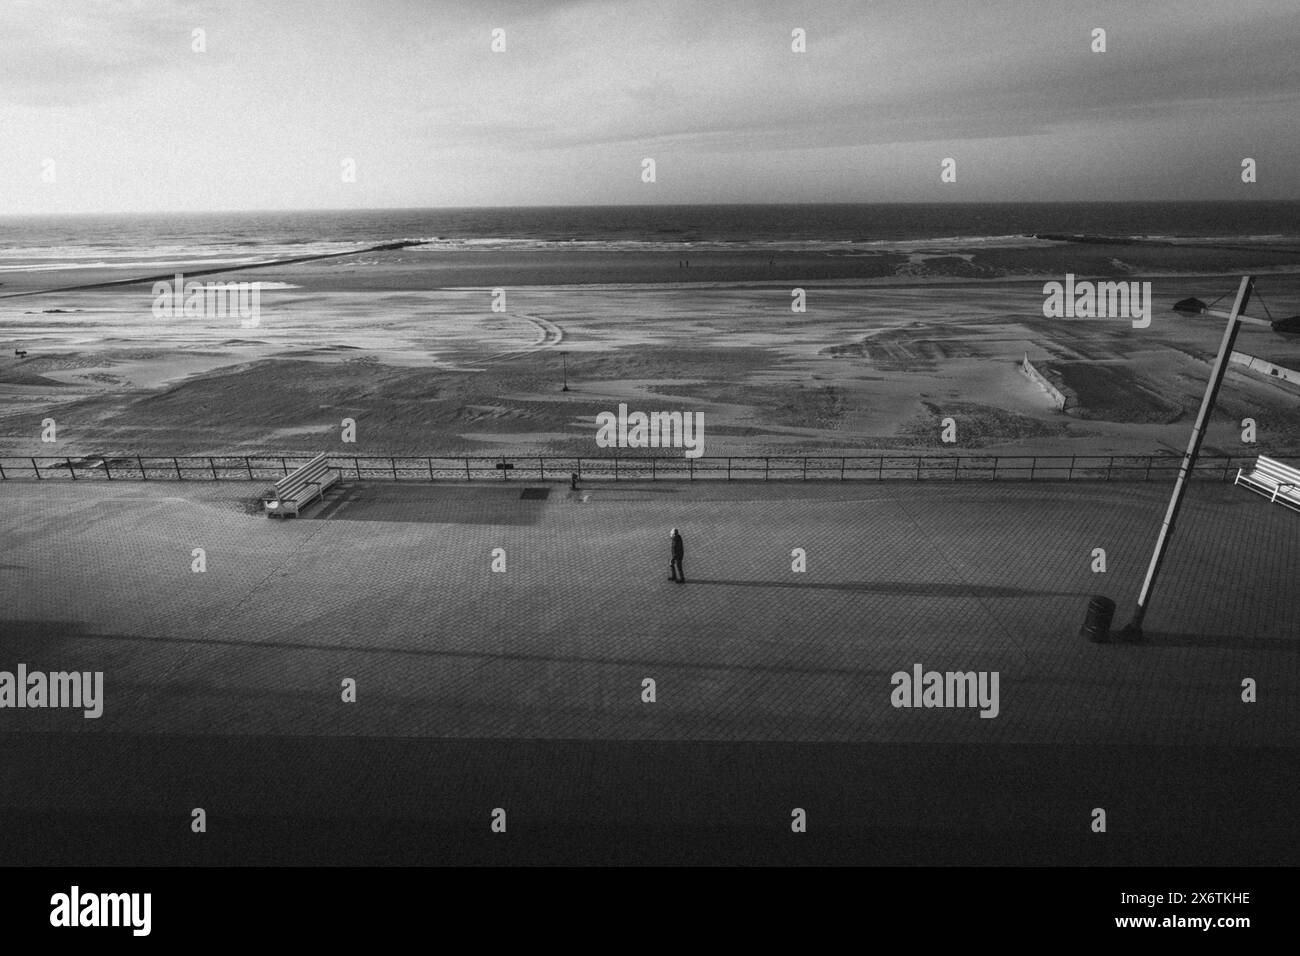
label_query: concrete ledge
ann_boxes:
[1019,353,1070,410]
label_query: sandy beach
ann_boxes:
[3,244,1300,461]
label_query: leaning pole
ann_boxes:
[1118,275,1256,640]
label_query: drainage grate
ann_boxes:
[520,487,551,500]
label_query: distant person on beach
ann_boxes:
[669,527,685,583]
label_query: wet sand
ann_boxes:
[2,247,1300,460]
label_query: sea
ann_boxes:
[1,202,1298,274]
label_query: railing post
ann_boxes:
[280,456,287,476]
[954,457,960,480]
[103,458,112,480]
[464,458,470,481]
[68,457,76,480]
[539,458,545,481]
[915,458,920,480]
[840,457,845,480]
[992,457,998,480]
[803,457,807,480]
[652,458,656,480]
[1029,457,1036,480]
[174,457,183,480]
[1222,458,1231,482]
[1145,457,1153,482]
[727,458,732,481]
[138,455,146,480]
[356,458,363,480]
[1069,455,1075,481]
[764,458,769,480]
[210,456,218,480]
[1106,456,1113,481]
[0,460,6,480]
[393,457,399,481]
[31,457,41,480]
[878,456,883,480]
[577,458,583,482]
[688,458,693,480]
[246,457,254,480]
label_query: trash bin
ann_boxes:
[1080,595,1116,643]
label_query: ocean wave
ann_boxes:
[1161,234,1293,243]
[2,225,1294,275]
[0,240,363,266]
[0,256,284,273]
[1039,232,1298,245]
[401,234,1057,254]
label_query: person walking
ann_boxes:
[669,527,685,584]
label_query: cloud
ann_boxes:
[404,0,1300,153]
[0,0,212,106]
[2,0,1297,210]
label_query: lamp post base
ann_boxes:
[1115,621,1144,644]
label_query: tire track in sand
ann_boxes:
[470,312,564,369]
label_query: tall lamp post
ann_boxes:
[1118,275,1272,640]
[560,351,570,392]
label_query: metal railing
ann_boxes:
[0,454,1283,483]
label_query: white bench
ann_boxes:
[262,453,337,518]
[1235,455,1300,513]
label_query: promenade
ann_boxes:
[1,478,1295,741]
[1,478,1295,863]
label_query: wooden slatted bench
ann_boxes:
[262,453,337,518]
[1235,455,1300,513]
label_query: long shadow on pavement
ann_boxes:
[0,620,900,681]
[690,578,1083,599]
[309,483,547,525]
[1143,630,1295,652]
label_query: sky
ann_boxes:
[2,0,1298,214]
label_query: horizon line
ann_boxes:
[3,198,1299,219]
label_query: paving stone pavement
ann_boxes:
[1,478,1295,745]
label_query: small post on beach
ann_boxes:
[1117,275,1255,642]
